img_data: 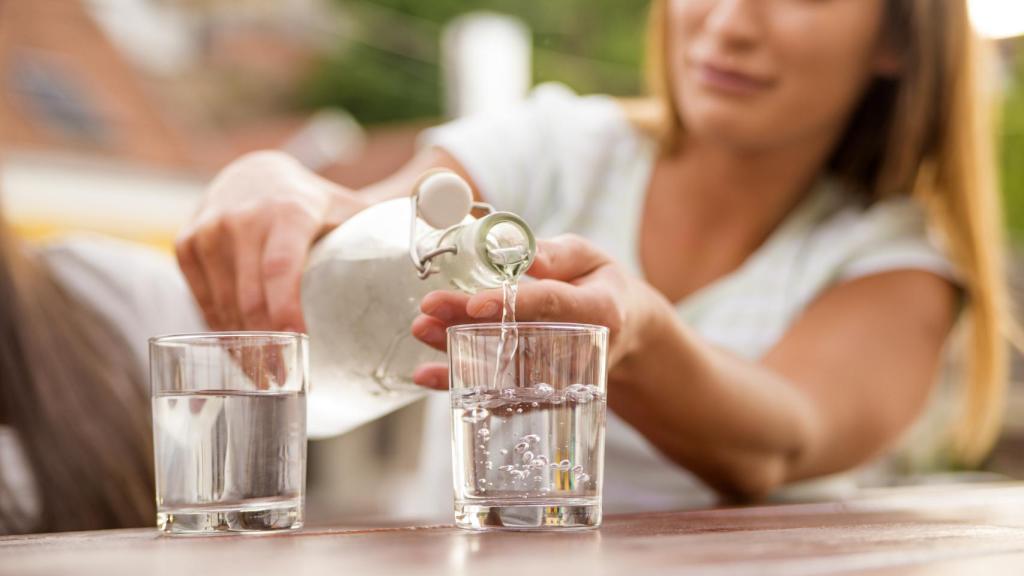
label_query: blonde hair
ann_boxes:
[641,0,1009,466]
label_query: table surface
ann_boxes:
[4,483,1024,575]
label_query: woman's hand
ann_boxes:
[410,234,670,389]
[176,151,369,332]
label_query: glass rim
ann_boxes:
[149,331,309,347]
[446,322,609,336]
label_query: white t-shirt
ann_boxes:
[412,82,958,515]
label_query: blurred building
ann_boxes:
[0,0,193,169]
[0,0,416,249]
[0,0,203,248]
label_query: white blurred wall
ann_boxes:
[1,152,202,250]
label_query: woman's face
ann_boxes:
[668,0,894,151]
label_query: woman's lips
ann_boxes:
[695,62,775,96]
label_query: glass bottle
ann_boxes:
[301,170,535,437]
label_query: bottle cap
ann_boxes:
[414,170,473,229]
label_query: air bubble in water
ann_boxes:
[529,456,548,469]
[533,383,554,396]
[577,473,591,483]
[521,434,540,444]
[477,428,490,439]
[498,465,515,473]
[565,383,594,403]
[462,407,490,423]
[572,464,584,474]
[516,408,523,413]
[486,461,493,470]
[500,449,508,456]
[521,451,534,464]
[558,459,572,470]
[514,441,529,454]
[501,388,516,400]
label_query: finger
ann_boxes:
[229,211,272,330]
[175,228,218,329]
[467,280,606,324]
[420,290,477,324]
[412,362,449,390]
[528,234,610,282]
[194,218,240,330]
[262,214,319,333]
[411,314,449,352]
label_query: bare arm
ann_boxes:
[413,236,958,499]
[612,269,956,498]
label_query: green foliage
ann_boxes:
[299,0,650,124]
[1001,49,1024,242]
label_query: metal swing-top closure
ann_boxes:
[409,169,495,279]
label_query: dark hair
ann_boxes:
[0,215,154,532]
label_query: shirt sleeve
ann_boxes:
[834,197,960,285]
[418,82,621,231]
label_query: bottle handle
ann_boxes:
[408,170,495,279]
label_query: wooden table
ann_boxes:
[4,483,1024,575]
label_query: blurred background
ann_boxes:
[1,0,1022,522]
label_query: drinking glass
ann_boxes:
[150,332,308,534]
[448,323,609,530]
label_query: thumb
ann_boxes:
[528,234,611,282]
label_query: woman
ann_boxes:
[0,213,204,533]
[178,0,1008,510]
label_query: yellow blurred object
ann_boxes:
[11,219,178,254]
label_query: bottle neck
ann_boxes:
[424,212,535,293]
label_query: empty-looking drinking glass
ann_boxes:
[448,323,609,530]
[150,333,308,534]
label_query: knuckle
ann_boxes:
[558,232,586,246]
[556,233,588,255]
[608,301,627,335]
[537,286,562,319]
[193,217,227,254]
[268,196,315,224]
[209,151,301,202]
[222,205,259,236]
[262,248,296,278]
[596,287,625,327]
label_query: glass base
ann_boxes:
[454,501,601,531]
[157,498,303,535]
